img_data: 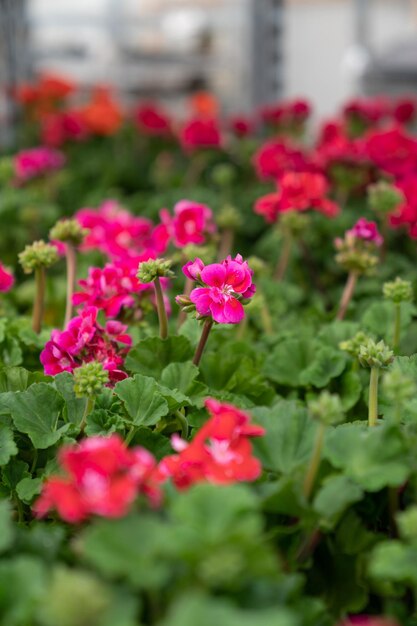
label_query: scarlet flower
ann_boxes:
[189,91,220,119]
[158,399,265,489]
[41,110,89,147]
[79,88,123,136]
[393,98,417,125]
[364,126,417,179]
[134,102,172,136]
[254,171,340,223]
[180,118,222,152]
[33,435,161,522]
[0,263,14,292]
[229,115,254,137]
[253,139,315,181]
[159,200,216,248]
[389,175,417,238]
[343,97,389,127]
[184,254,255,324]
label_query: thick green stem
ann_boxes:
[64,243,77,328]
[336,271,358,320]
[275,231,292,281]
[393,304,401,352]
[303,423,326,500]
[368,367,380,427]
[79,396,95,434]
[125,425,137,446]
[154,276,168,339]
[32,267,46,334]
[193,319,213,366]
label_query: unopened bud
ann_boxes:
[19,240,59,274]
[49,218,87,246]
[137,258,174,283]
[358,338,394,369]
[73,361,109,398]
[383,277,413,304]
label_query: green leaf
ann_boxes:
[2,460,30,491]
[81,514,172,589]
[0,556,46,625]
[0,367,49,393]
[0,425,17,465]
[160,593,297,626]
[252,402,316,474]
[114,374,169,426]
[313,475,363,529]
[0,499,13,553]
[362,301,414,341]
[324,422,410,491]
[53,372,87,426]
[263,338,346,388]
[125,336,193,378]
[339,370,362,411]
[369,540,417,586]
[3,383,68,448]
[16,477,42,503]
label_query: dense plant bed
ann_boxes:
[1,77,417,625]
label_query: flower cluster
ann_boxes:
[75,200,162,260]
[158,200,216,248]
[180,118,222,152]
[33,435,161,522]
[177,255,256,324]
[158,399,265,489]
[134,102,172,137]
[13,147,65,183]
[0,262,14,292]
[260,98,311,136]
[253,139,314,181]
[255,171,340,223]
[40,307,131,382]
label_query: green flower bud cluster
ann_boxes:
[49,218,87,246]
[383,368,416,405]
[358,338,394,369]
[73,361,109,398]
[18,240,59,274]
[217,204,242,230]
[368,181,404,214]
[334,235,379,274]
[307,391,344,426]
[279,210,310,236]
[397,506,417,542]
[246,255,268,277]
[339,331,370,358]
[137,258,174,283]
[210,163,236,188]
[383,277,413,304]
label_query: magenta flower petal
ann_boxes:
[223,297,245,323]
[200,263,227,288]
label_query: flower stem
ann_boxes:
[32,267,46,334]
[303,423,326,500]
[218,227,234,260]
[79,396,95,434]
[64,243,77,329]
[154,276,168,339]
[336,271,358,320]
[175,410,189,438]
[393,303,401,352]
[275,231,292,281]
[193,319,213,366]
[368,366,380,427]
[125,425,137,446]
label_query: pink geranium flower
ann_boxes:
[159,200,216,248]
[13,146,65,183]
[347,218,383,246]
[0,263,14,292]
[183,254,255,324]
[180,117,222,152]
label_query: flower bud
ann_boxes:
[49,218,87,246]
[382,368,416,405]
[18,240,59,274]
[137,258,174,283]
[217,204,242,230]
[383,277,413,304]
[339,331,370,359]
[358,338,394,369]
[73,361,109,398]
[210,163,236,188]
[307,391,344,426]
[368,180,404,214]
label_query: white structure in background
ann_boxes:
[28,0,284,113]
